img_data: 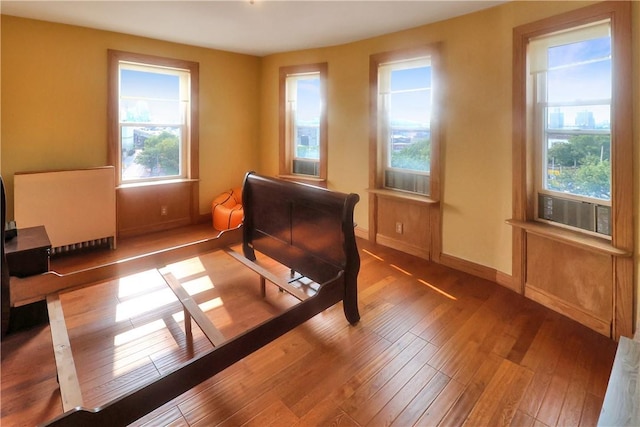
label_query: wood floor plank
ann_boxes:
[294,399,359,427]
[518,315,568,419]
[178,365,260,425]
[331,331,415,404]
[241,398,299,427]
[214,391,282,427]
[365,359,438,426]
[536,374,569,427]
[412,377,466,427]
[133,405,188,427]
[339,333,425,417]
[438,352,503,426]
[510,410,535,427]
[463,358,518,426]
[347,338,437,425]
[579,392,604,427]
[284,331,391,418]
[390,369,450,426]
[486,362,533,426]
[83,359,161,408]
[556,380,586,427]
[424,294,486,347]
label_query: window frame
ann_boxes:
[369,45,441,200]
[108,50,199,187]
[529,21,614,237]
[511,2,632,337]
[278,63,328,183]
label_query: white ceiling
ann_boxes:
[0,1,505,56]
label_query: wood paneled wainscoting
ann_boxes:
[0,227,617,426]
[117,180,199,238]
[509,220,632,338]
[368,189,439,261]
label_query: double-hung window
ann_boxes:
[530,21,613,236]
[108,50,198,186]
[375,54,433,195]
[279,63,327,181]
[512,2,632,338]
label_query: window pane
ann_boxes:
[121,126,182,181]
[120,70,183,124]
[545,133,611,200]
[546,105,610,131]
[294,77,320,160]
[542,33,611,202]
[120,98,183,124]
[390,66,431,91]
[547,37,611,103]
[388,66,431,173]
[121,69,180,99]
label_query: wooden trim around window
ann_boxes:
[107,49,200,186]
[107,50,200,232]
[278,63,328,181]
[368,44,443,259]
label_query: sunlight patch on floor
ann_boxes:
[390,264,412,276]
[418,279,457,300]
[165,257,206,280]
[116,269,167,299]
[115,287,178,322]
[197,297,223,313]
[113,319,166,346]
[180,275,215,295]
[362,249,385,262]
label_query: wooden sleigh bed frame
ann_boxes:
[43,172,361,426]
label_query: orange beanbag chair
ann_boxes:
[212,187,243,231]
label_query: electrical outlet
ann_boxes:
[395,222,403,234]
[161,205,168,216]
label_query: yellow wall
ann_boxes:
[1,15,260,218]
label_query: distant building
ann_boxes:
[390,127,430,151]
[576,111,595,129]
[296,125,319,147]
[549,110,564,129]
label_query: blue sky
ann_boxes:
[121,69,179,99]
[295,78,321,123]
[389,66,432,126]
[548,36,611,103]
[120,69,181,123]
[547,36,611,126]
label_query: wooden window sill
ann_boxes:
[117,178,199,190]
[368,188,438,206]
[506,218,631,257]
[277,175,327,187]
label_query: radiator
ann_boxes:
[14,167,116,254]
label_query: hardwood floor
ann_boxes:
[1,225,617,426]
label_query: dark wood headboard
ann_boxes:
[241,172,360,323]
